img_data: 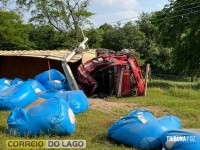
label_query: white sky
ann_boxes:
[1,0,170,26]
[88,0,170,26]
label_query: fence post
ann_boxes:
[144,64,150,96]
[149,66,152,83]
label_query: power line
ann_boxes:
[93,16,139,28]
[165,1,200,10]
[109,16,139,24]
[27,7,200,35]
[94,4,200,28]
[116,8,200,26]
[93,3,200,28]
[155,5,200,18]
[151,9,200,23]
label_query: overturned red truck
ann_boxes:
[77,49,145,97]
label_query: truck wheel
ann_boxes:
[127,49,135,58]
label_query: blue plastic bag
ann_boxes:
[108,110,181,150]
[161,130,200,150]
[37,90,57,99]
[0,78,11,85]
[43,80,68,90]
[158,115,182,130]
[37,90,67,99]
[0,83,38,110]
[35,69,66,84]
[7,97,76,136]
[0,82,10,92]
[11,78,24,85]
[26,79,46,93]
[57,90,89,114]
[0,78,11,92]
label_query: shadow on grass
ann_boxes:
[149,81,174,89]
[91,133,134,149]
[193,83,200,90]
[149,80,200,90]
[91,133,109,144]
[0,125,8,134]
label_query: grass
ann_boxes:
[1,79,200,149]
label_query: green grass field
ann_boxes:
[1,79,200,150]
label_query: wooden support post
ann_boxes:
[149,66,152,83]
[144,64,150,96]
[117,68,124,98]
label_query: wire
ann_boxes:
[154,5,200,18]
[109,16,139,24]
[165,1,200,10]
[30,7,200,34]
[93,3,200,28]
[101,6,200,27]
[27,7,200,35]
[112,8,200,27]
[151,9,200,23]
[93,16,139,28]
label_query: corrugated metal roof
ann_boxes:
[0,50,82,63]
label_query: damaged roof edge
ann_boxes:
[0,50,83,63]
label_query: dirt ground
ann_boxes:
[88,98,167,117]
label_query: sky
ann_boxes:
[1,0,170,26]
[88,0,170,27]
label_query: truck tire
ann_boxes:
[126,49,135,58]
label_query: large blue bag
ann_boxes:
[108,110,181,150]
[35,69,70,90]
[0,78,11,85]
[0,82,10,92]
[161,130,200,150]
[0,83,38,110]
[35,69,66,84]
[43,80,68,90]
[0,78,11,92]
[7,97,76,136]
[37,90,57,99]
[57,90,89,114]
[37,90,66,99]
[11,78,24,85]
[26,79,46,93]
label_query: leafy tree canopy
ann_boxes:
[155,0,200,76]
[17,0,94,39]
[0,10,34,50]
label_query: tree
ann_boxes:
[17,0,94,40]
[29,25,65,50]
[102,22,146,51]
[86,28,103,48]
[0,10,34,50]
[155,0,200,77]
[0,0,9,10]
[136,13,173,73]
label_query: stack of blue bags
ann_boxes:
[0,69,89,136]
[108,110,200,150]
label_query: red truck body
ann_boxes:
[77,52,145,96]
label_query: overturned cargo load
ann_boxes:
[77,49,145,97]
